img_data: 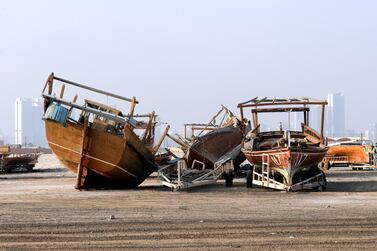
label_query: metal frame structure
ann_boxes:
[237,97,328,139]
[183,105,235,141]
[251,155,326,191]
[158,148,237,191]
[158,159,234,192]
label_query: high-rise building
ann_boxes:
[326,93,345,137]
[0,130,4,146]
[14,98,46,147]
[366,123,377,142]
[309,106,322,133]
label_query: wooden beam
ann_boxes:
[67,94,79,117]
[321,103,325,139]
[251,107,310,113]
[153,125,170,154]
[75,118,89,190]
[59,84,65,99]
[239,106,245,136]
[53,76,138,104]
[239,101,327,108]
[129,96,137,116]
[167,133,189,149]
[142,111,155,143]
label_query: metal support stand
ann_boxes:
[158,157,234,191]
[252,154,285,190]
[252,154,326,191]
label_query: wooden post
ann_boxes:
[129,96,137,117]
[59,84,66,99]
[75,117,89,190]
[252,110,259,129]
[142,111,155,143]
[68,94,78,117]
[239,106,245,136]
[320,103,325,139]
[255,111,259,129]
[47,73,54,95]
[303,111,307,126]
[307,110,310,126]
[167,133,189,149]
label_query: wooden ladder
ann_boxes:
[262,154,270,187]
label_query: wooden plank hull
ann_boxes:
[45,120,157,188]
[244,147,327,186]
[187,126,244,170]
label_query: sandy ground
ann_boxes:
[1,155,377,250]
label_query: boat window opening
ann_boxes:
[256,112,305,133]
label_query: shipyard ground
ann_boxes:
[1,155,377,250]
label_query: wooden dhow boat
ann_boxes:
[159,106,247,191]
[168,106,245,171]
[238,98,328,191]
[42,73,169,189]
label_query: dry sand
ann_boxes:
[1,154,377,250]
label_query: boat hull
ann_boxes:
[45,120,157,188]
[243,147,328,186]
[326,145,373,166]
[187,126,244,170]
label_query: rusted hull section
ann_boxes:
[45,120,157,188]
[187,126,244,170]
[326,145,372,165]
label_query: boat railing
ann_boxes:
[41,73,170,155]
[41,73,153,129]
[42,73,137,104]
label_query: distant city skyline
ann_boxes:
[0,92,376,146]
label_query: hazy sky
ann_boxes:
[0,1,376,137]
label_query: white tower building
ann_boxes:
[14,98,46,147]
[327,93,345,137]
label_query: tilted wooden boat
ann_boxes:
[157,107,247,191]
[187,125,244,170]
[238,98,328,190]
[42,73,169,189]
[168,106,246,171]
